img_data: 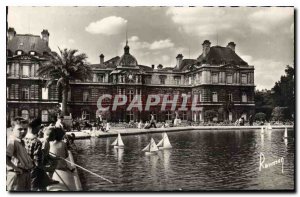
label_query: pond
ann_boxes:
[74,128,294,191]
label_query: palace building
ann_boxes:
[6,28,59,123]
[7,28,255,124]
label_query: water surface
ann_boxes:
[74,129,294,191]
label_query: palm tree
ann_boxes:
[38,48,92,116]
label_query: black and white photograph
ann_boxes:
[5,6,295,192]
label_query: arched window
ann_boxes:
[41,110,48,122]
[21,110,29,120]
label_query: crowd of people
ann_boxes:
[6,116,76,191]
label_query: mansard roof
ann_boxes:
[7,34,51,55]
[197,46,248,66]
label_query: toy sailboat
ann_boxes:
[142,138,158,155]
[157,132,172,149]
[111,133,124,148]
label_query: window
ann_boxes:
[83,91,89,102]
[227,74,233,84]
[188,76,192,85]
[159,76,166,85]
[174,76,181,85]
[212,92,218,102]
[127,110,134,122]
[182,111,187,120]
[22,65,30,77]
[242,92,247,102]
[30,51,35,55]
[166,111,172,121]
[241,74,247,84]
[7,87,9,99]
[199,92,202,102]
[49,86,58,100]
[21,87,29,99]
[212,73,218,84]
[41,110,48,122]
[128,89,134,102]
[17,50,22,55]
[98,74,105,83]
[30,64,35,77]
[21,110,29,120]
[10,84,19,99]
[228,93,233,102]
[42,88,48,100]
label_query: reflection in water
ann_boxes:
[106,138,110,154]
[113,148,124,164]
[75,129,294,191]
[261,133,264,147]
[284,138,288,147]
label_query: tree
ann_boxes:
[38,48,92,115]
[271,107,289,121]
[271,65,294,119]
[255,112,266,122]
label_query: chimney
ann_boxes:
[7,27,16,41]
[151,65,155,69]
[41,29,50,45]
[99,54,104,64]
[176,54,183,68]
[227,42,236,52]
[202,40,211,58]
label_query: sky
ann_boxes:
[7,6,294,90]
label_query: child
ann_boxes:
[49,128,75,172]
[41,127,59,179]
[6,118,34,191]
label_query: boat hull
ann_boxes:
[145,151,158,155]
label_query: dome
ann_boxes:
[117,44,138,67]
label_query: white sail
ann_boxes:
[149,138,158,152]
[162,133,172,148]
[284,127,288,138]
[111,138,117,146]
[117,133,124,146]
[142,143,150,152]
[157,138,163,147]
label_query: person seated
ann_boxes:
[41,127,59,181]
[49,128,75,172]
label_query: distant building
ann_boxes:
[68,40,255,123]
[6,28,255,124]
[6,28,59,123]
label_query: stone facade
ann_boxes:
[6,28,255,124]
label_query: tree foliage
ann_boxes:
[255,65,294,121]
[38,48,92,115]
[254,112,266,121]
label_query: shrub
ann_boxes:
[255,112,266,121]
